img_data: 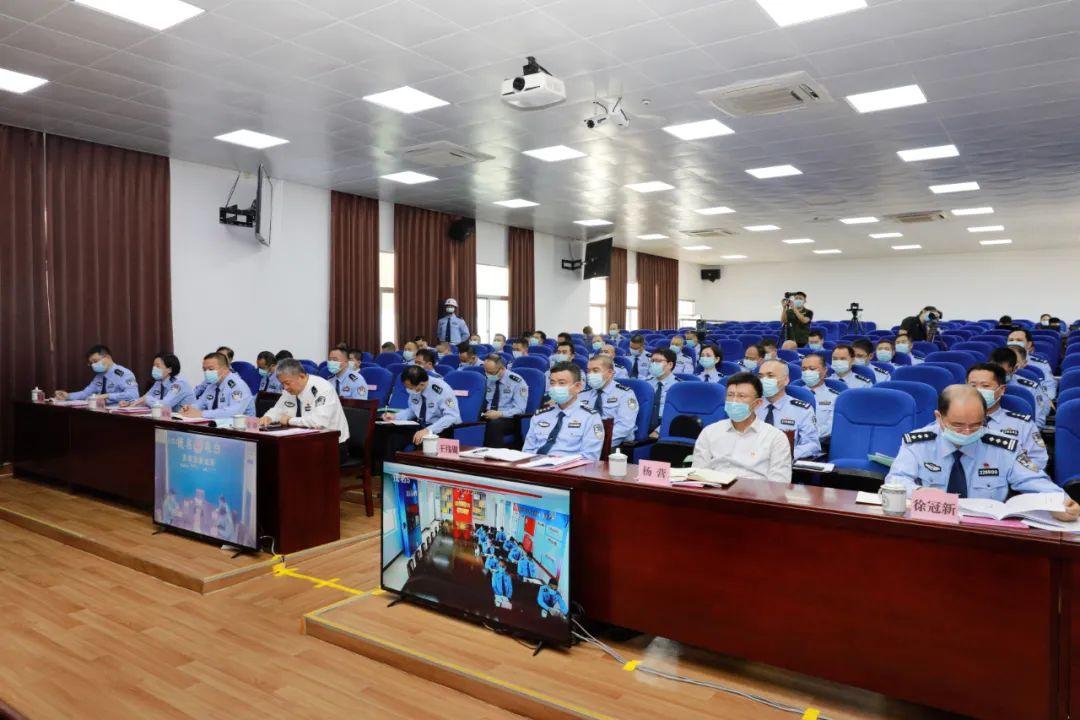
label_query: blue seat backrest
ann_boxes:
[529,345,553,357]
[513,368,547,417]
[951,342,994,359]
[620,378,656,443]
[674,373,700,382]
[571,356,588,372]
[911,341,940,357]
[786,361,803,379]
[923,360,967,385]
[875,380,937,427]
[999,392,1035,417]
[823,378,848,394]
[499,352,514,366]
[785,383,815,410]
[1034,340,1059,369]
[737,335,762,350]
[543,339,556,349]
[436,364,455,377]
[720,361,742,377]
[828,388,917,467]
[361,352,373,364]
[1063,355,1080,373]
[892,365,953,395]
[440,354,461,368]
[511,355,549,372]
[1003,385,1037,416]
[890,352,912,366]
[298,359,319,375]
[660,382,727,440]
[375,352,403,368]
[387,374,409,409]
[1017,366,1043,382]
[614,356,632,373]
[460,365,486,376]
[231,361,261,395]
[924,351,980,369]
[316,361,330,379]
[1055,399,1080,486]
[850,365,877,385]
[776,349,799,363]
[1059,387,1080,406]
[718,340,744,361]
[444,370,486,423]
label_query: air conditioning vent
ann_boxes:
[699,71,832,117]
[888,210,946,223]
[682,228,736,238]
[389,141,494,168]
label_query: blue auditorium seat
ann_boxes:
[1062,355,1080,374]
[460,365,486,376]
[1060,387,1080,406]
[298,359,319,375]
[911,341,941,357]
[718,339,744,359]
[923,360,968,385]
[374,351,403,368]
[619,379,657,461]
[1017,366,1044,383]
[785,383,815,409]
[875,380,936,427]
[1003,385,1037,416]
[444,370,487,446]
[674,373,700,382]
[924,350,980,369]
[776,349,800,363]
[511,355,548,373]
[231,361,260,394]
[720,361,742,377]
[613,356,633,374]
[850,365,877,385]
[514,367,548,440]
[828,388,917,473]
[529,345,553,357]
[387,374,409,410]
[951,341,994,359]
[999,392,1035,417]
[892,365,953,395]
[1055,400,1080,486]
[440,354,461,368]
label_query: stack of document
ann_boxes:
[170,413,211,423]
[459,448,537,462]
[377,419,419,426]
[521,454,582,469]
[669,468,737,487]
[793,460,835,473]
[959,495,1080,532]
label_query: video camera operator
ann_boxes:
[780,291,813,346]
[900,305,941,342]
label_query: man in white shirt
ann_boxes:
[259,359,349,462]
[691,372,792,483]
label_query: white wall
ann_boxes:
[475,220,507,266]
[170,159,330,384]
[694,247,1080,328]
[533,232,590,333]
[678,259,705,313]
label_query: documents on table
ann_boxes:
[670,468,737,488]
[260,427,320,437]
[111,406,151,414]
[793,460,835,473]
[959,494,1080,531]
[459,447,538,462]
[51,400,88,407]
[169,413,212,423]
[521,454,583,469]
[855,491,883,506]
[377,419,419,426]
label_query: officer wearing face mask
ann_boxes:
[326,347,367,400]
[401,340,419,363]
[648,348,682,437]
[607,323,624,343]
[804,330,826,354]
[578,355,637,448]
[893,333,922,365]
[181,352,255,420]
[696,344,725,382]
[480,354,529,447]
[1007,328,1056,401]
[55,344,140,403]
[831,344,872,389]
[627,334,649,379]
[798,353,839,439]
[436,298,469,344]
[382,366,462,447]
[852,339,891,383]
[458,342,484,368]
[589,334,606,355]
[491,333,508,353]
[669,336,695,374]
[522,362,605,460]
[254,351,282,393]
[684,331,701,363]
[756,360,820,460]
[780,291,813,347]
[509,338,529,367]
[967,363,1048,471]
[886,386,1078,518]
[741,344,765,373]
[119,352,194,411]
[548,341,576,371]
[412,348,443,379]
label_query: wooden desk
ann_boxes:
[395,450,1072,720]
[12,401,341,553]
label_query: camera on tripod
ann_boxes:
[847,302,862,316]
[846,302,864,334]
[926,311,940,322]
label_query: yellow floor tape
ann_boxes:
[271,559,369,596]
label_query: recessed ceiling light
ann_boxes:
[362,86,448,114]
[897,144,959,162]
[574,219,612,227]
[930,181,979,194]
[214,129,289,149]
[625,181,674,193]
[951,206,994,216]
[74,0,203,30]
[892,244,921,251]
[813,249,842,255]
[845,84,927,113]
[980,239,1012,246]
[695,206,735,215]
[967,225,1004,233]
[0,67,48,94]
[522,145,586,162]
[381,171,438,184]
[754,0,867,27]
[493,198,538,208]
[720,253,745,258]
[869,232,903,239]
[662,119,734,140]
[744,224,780,232]
[839,216,879,225]
[746,164,802,179]
[783,238,814,244]
[637,233,668,240]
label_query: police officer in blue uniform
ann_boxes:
[626,334,650,380]
[56,344,140,403]
[413,348,443,380]
[120,352,194,412]
[852,340,891,383]
[537,579,569,617]
[458,342,484,368]
[522,362,605,460]
[647,348,682,438]
[1008,328,1057,400]
[254,350,283,394]
[696,344,725,383]
[798,353,840,440]
[326,347,368,400]
[579,355,638,448]
[992,346,1051,427]
[436,298,470,345]
[968,363,1049,471]
[181,351,255,420]
[756,360,821,460]
[481,354,530,447]
[598,344,629,380]
[831,344,873,389]
[886,386,1079,518]
[669,336,695,374]
[383,365,462,447]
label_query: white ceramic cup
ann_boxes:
[232,414,246,430]
[422,434,439,454]
[880,483,907,515]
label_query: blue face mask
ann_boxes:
[552,353,568,363]
[91,361,107,373]
[492,340,504,350]
[204,369,220,384]
[512,350,523,359]
[808,342,823,351]
[402,350,415,361]
[548,386,571,404]
[977,387,998,408]
[760,378,780,397]
[528,337,540,346]
[347,361,359,371]
[700,356,717,369]
[151,367,165,381]
[741,358,757,371]
[586,372,604,389]
[258,368,269,377]
[592,341,603,351]
[801,370,821,386]
[793,299,805,308]
[649,361,665,378]
[326,360,342,374]
[485,372,499,384]
[687,339,697,347]
[876,350,894,362]
[832,360,850,375]
[1007,340,1025,348]
[725,401,752,422]
[942,425,985,447]
[670,344,683,354]
[407,386,425,398]
[630,348,643,356]
[895,343,910,354]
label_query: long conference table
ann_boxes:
[11,400,341,553]
[396,449,1080,720]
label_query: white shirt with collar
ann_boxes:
[264,374,349,444]
[691,416,792,483]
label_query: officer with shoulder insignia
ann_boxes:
[522,362,605,460]
[579,355,638,448]
[599,344,629,380]
[458,342,484,368]
[55,343,140,403]
[259,359,350,461]
[480,354,530,447]
[757,360,821,460]
[967,363,1048,470]
[886,386,1079,518]
[831,344,873,389]
[326,346,367,400]
[625,334,650,380]
[255,350,282,394]
[181,351,255,420]
[413,348,443,379]
[1008,327,1057,401]
[696,344,725,383]
[798,353,840,440]
[852,339,891,383]
[668,336,695,375]
[382,366,462,447]
[647,348,682,438]
[120,352,194,412]
[991,346,1050,427]
[436,298,470,345]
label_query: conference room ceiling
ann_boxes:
[2,0,1080,265]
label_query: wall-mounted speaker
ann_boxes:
[701,268,722,282]
[448,218,475,242]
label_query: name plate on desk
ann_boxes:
[637,460,671,486]
[910,487,960,524]
[437,438,460,458]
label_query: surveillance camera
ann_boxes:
[584,113,607,129]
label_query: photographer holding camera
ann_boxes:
[900,305,941,342]
[780,291,813,346]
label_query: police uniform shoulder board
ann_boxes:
[854,374,872,383]
[827,387,841,395]
[431,382,443,394]
[1005,410,1033,422]
[113,367,125,376]
[673,376,683,382]
[226,378,237,388]
[507,372,523,383]
[982,433,1018,452]
[903,430,936,444]
[1031,354,1046,363]
[583,403,600,415]
[1017,377,1038,388]
[534,405,556,416]
[789,398,811,410]
[614,382,631,392]
[347,371,361,382]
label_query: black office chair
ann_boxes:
[340,401,377,517]
[255,391,279,416]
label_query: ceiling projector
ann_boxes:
[501,56,565,109]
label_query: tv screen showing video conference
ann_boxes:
[153,428,258,550]
[381,462,572,646]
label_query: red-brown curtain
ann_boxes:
[606,247,627,330]
[329,191,379,353]
[394,204,476,346]
[46,134,172,395]
[0,125,50,462]
[508,226,535,336]
[637,252,678,330]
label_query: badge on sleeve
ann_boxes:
[232,390,243,400]
[315,395,326,407]
[1017,452,1038,472]
[593,424,603,439]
